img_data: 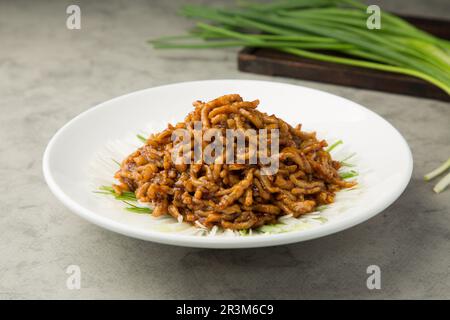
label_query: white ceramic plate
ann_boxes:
[43,80,412,248]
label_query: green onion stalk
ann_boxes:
[425,157,450,194]
[149,0,450,95]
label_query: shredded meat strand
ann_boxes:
[113,94,356,230]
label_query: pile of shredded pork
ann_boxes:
[113,94,356,230]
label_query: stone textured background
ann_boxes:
[0,0,449,299]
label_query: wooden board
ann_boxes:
[238,16,450,101]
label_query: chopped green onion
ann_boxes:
[433,172,450,194]
[326,140,343,152]
[137,134,147,143]
[95,186,152,213]
[424,157,450,181]
[341,152,356,162]
[98,185,114,192]
[95,186,137,201]
[340,161,355,167]
[122,200,153,214]
[340,170,359,179]
[340,153,356,167]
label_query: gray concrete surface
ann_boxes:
[0,0,449,299]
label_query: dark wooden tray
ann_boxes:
[238,16,450,101]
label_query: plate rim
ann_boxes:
[43,79,413,248]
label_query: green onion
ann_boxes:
[326,140,343,152]
[340,161,355,167]
[424,157,450,194]
[237,0,337,12]
[95,186,138,201]
[282,48,450,93]
[150,0,450,95]
[95,186,153,213]
[137,134,147,143]
[424,157,450,181]
[341,152,356,161]
[153,40,353,50]
[433,172,450,194]
[122,201,153,214]
[94,186,153,214]
[124,207,152,214]
[340,170,359,179]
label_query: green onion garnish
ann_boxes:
[122,200,153,214]
[137,134,147,143]
[95,186,152,213]
[340,161,355,167]
[340,170,359,179]
[326,139,343,152]
[95,186,138,201]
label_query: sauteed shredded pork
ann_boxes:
[113,94,356,230]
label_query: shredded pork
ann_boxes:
[113,94,356,230]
